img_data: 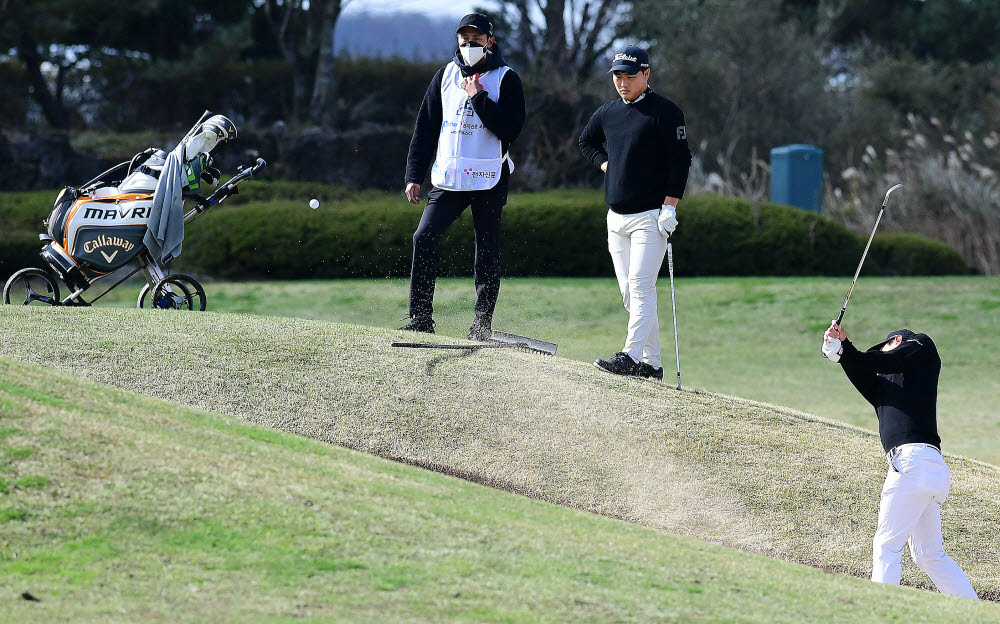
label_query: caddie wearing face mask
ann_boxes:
[400,13,526,341]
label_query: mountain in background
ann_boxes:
[335,11,457,60]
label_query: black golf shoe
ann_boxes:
[638,362,664,381]
[593,352,641,377]
[468,317,493,341]
[399,316,435,333]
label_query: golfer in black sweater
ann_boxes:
[579,45,691,380]
[822,322,978,599]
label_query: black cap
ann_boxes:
[886,328,916,341]
[457,13,493,36]
[867,328,917,352]
[609,45,650,74]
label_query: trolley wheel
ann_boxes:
[162,274,206,311]
[136,283,151,309]
[3,267,61,306]
[141,274,207,311]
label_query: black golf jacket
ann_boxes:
[838,334,942,453]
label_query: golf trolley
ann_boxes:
[3,112,266,310]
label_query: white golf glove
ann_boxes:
[657,204,678,236]
[822,336,843,362]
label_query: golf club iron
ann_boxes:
[836,183,904,326]
[666,237,681,390]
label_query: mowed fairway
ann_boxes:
[88,276,1000,464]
[2,356,997,622]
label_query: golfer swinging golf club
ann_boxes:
[822,323,978,599]
[579,45,691,380]
[400,13,526,340]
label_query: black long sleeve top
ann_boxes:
[839,335,942,453]
[404,47,525,186]
[578,90,692,214]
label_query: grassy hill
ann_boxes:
[1,307,998,611]
[82,276,1000,466]
[3,357,997,622]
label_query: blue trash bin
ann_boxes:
[770,144,823,213]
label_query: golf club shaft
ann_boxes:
[836,208,883,325]
[667,238,681,390]
[836,184,903,326]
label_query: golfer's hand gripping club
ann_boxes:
[821,320,846,362]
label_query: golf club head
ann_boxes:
[882,183,903,206]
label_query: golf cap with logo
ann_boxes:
[867,328,917,352]
[457,13,493,36]
[609,45,650,74]
[886,328,916,341]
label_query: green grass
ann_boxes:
[1,308,998,614]
[1,356,998,622]
[85,276,1000,465]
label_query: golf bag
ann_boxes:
[4,112,267,309]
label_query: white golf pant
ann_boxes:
[872,443,978,599]
[607,209,667,368]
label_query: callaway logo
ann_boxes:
[83,234,136,263]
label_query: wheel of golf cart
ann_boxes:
[143,274,206,311]
[3,267,61,306]
[168,274,207,311]
[142,276,194,310]
[136,283,151,309]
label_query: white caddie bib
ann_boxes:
[431,62,514,191]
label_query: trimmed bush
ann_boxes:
[870,232,969,275]
[1,187,970,281]
[0,189,55,230]
[180,191,873,279]
[0,233,45,283]
[0,189,58,282]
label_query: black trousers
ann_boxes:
[409,182,507,321]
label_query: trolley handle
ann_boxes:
[183,158,267,223]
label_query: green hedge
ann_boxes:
[870,232,968,275]
[1,189,53,281]
[0,233,44,281]
[1,187,969,282]
[673,196,868,276]
[178,191,965,279]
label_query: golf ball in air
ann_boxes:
[309,198,320,209]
